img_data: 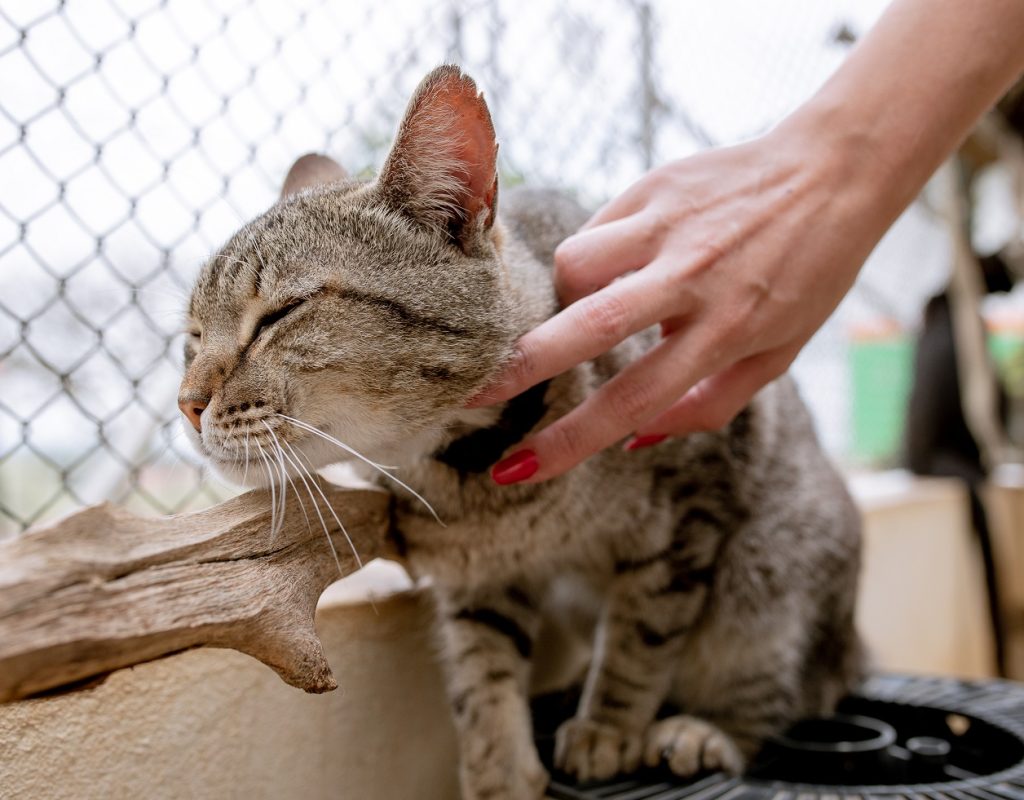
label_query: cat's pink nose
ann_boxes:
[178,397,207,433]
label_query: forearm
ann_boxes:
[781,0,1024,229]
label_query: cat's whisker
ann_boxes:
[277,413,443,525]
[280,437,354,578]
[278,439,336,576]
[275,416,398,471]
[231,444,245,486]
[269,431,289,532]
[258,446,282,540]
[265,443,285,540]
[288,440,366,571]
[255,444,280,540]
[275,418,379,465]
[242,431,252,486]
[262,421,312,534]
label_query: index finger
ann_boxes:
[468,271,679,407]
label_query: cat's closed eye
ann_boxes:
[253,300,304,340]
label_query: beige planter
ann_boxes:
[984,468,1024,680]
[853,472,996,678]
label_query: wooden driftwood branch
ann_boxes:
[0,480,392,703]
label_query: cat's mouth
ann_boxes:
[194,409,402,490]
[195,417,322,485]
[198,411,441,522]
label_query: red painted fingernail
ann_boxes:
[491,449,538,485]
[624,434,667,451]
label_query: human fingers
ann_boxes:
[555,214,661,306]
[467,271,685,408]
[491,324,740,483]
[629,347,796,443]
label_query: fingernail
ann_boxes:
[491,449,538,485]
[624,434,667,451]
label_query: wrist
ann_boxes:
[769,100,906,238]
[772,0,1024,238]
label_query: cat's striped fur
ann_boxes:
[180,67,863,800]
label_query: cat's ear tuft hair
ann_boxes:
[281,153,348,199]
[379,65,498,244]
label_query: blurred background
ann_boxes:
[1,0,1023,678]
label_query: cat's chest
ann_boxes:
[391,476,640,589]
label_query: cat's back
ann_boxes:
[499,187,590,267]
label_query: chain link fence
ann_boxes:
[1,0,942,537]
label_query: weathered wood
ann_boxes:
[0,480,393,703]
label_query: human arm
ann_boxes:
[478,0,1024,485]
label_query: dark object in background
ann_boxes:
[534,674,1024,799]
[998,78,1024,137]
[905,252,1013,485]
[904,252,1013,675]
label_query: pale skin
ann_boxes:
[477,0,1024,486]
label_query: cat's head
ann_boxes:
[178,66,517,485]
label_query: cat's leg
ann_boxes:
[643,715,746,775]
[646,581,835,778]
[645,662,801,777]
[436,583,547,800]
[555,529,722,783]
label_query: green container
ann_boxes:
[850,334,914,465]
[989,330,1024,398]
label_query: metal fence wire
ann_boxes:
[0,0,932,536]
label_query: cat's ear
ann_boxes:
[280,153,347,199]
[378,65,498,244]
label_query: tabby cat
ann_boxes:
[179,66,864,799]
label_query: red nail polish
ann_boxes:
[625,434,667,451]
[491,449,538,485]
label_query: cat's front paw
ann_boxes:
[643,715,745,777]
[460,740,549,800]
[554,717,644,783]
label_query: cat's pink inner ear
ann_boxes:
[385,66,498,229]
[436,78,498,221]
[280,153,347,199]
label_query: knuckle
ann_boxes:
[640,209,671,248]
[554,237,583,277]
[554,244,589,296]
[546,418,589,462]
[664,268,699,308]
[576,292,631,347]
[683,384,728,432]
[504,342,536,386]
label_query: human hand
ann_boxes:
[471,0,1024,486]
[477,120,892,485]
